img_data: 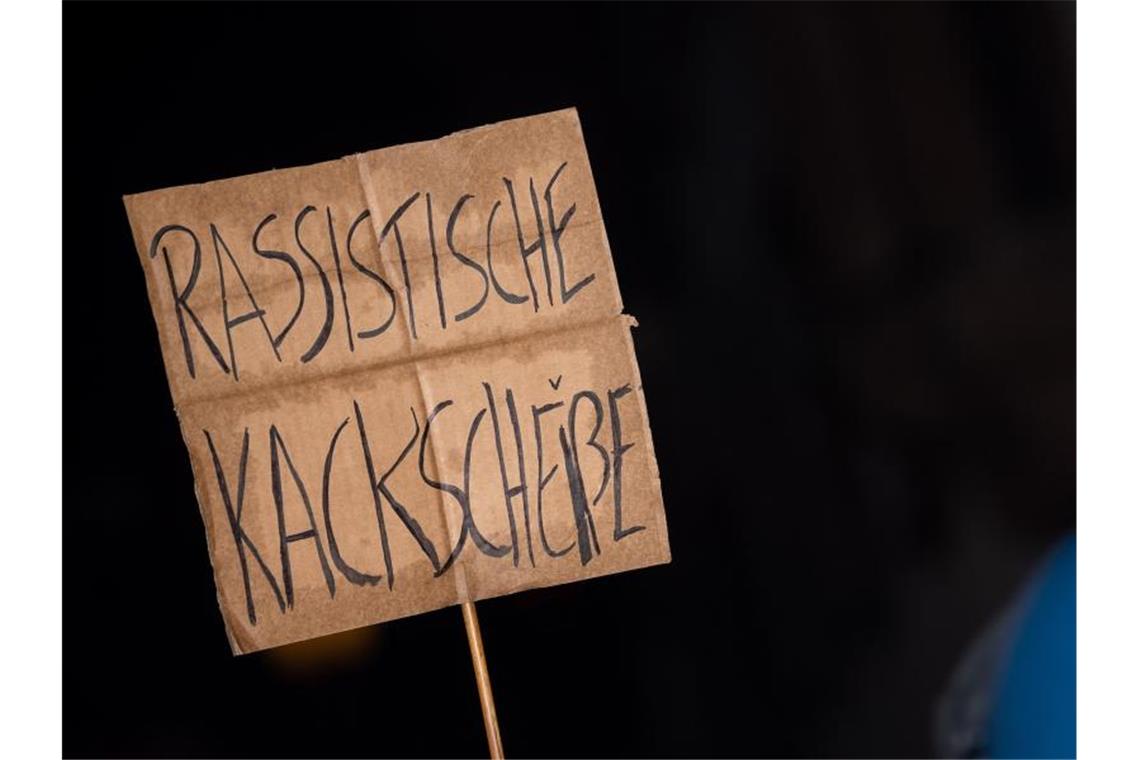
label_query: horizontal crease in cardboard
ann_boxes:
[175,307,635,412]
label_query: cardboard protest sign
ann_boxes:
[124,109,670,654]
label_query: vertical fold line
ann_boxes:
[413,360,472,604]
[352,153,468,606]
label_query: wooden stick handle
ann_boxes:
[461,601,504,759]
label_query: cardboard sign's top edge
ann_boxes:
[120,107,581,203]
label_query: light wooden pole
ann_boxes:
[461,601,504,758]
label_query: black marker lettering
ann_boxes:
[559,425,600,566]
[149,225,229,378]
[503,176,551,311]
[321,418,381,586]
[377,408,443,573]
[353,400,395,589]
[346,210,397,340]
[269,425,336,605]
[378,192,421,340]
[608,383,645,540]
[253,214,305,350]
[425,193,447,330]
[544,162,595,303]
[210,224,281,381]
[204,429,285,625]
[532,401,574,557]
[421,400,510,572]
[448,194,490,322]
[483,383,523,566]
[486,199,528,305]
[569,390,611,506]
[327,208,355,351]
[293,206,335,363]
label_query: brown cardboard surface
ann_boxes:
[124,109,669,654]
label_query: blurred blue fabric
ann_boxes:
[989,535,1076,758]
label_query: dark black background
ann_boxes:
[65,2,1074,757]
